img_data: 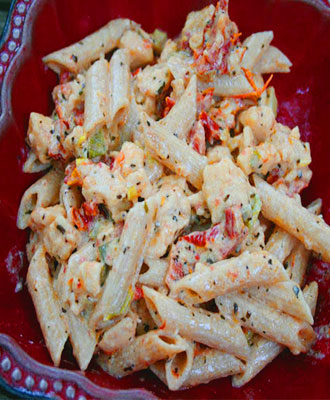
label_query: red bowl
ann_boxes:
[0,0,329,398]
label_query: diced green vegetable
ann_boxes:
[151,29,167,54]
[104,288,133,321]
[249,194,262,229]
[250,150,261,170]
[98,243,108,264]
[88,130,106,158]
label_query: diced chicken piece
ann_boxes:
[237,142,280,176]
[77,162,129,222]
[239,106,275,143]
[166,217,247,285]
[42,215,81,262]
[202,159,256,224]
[126,168,154,202]
[119,30,153,69]
[136,64,172,98]
[180,4,216,50]
[29,205,66,231]
[113,142,145,177]
[146,185,191,259]
[27,113,56,164]
[207,145,232,164]
[72,261,103,298]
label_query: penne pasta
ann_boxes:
[27,246,68,366]
[99,315,137,354]
[90,197,158,328]
[43,19,138,73]
[66,310,96,371]
[143,114,207,189]
[216,292,315,355]
[109,49,131,129]
[164,340,195,390]
[170,250,289,304]
[84,58,109,137]
[232,337,283,388]
[232,277,318,388]
[143,286,249,360]
[151,346,244,389]
[241,31,274,70]
[159,75,197,141]
[303,281,318,316]
[254,46,292,74]
[246,280,313,324]
[139,258,169,288]
[254,174,330,262]
[17,168,63,229]
[98,330,187,377]
[265,226,298,263]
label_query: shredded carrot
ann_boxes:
[230,32,242,45]
[232,67,273,100]
[132,67,141,77]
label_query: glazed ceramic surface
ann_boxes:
[0,0,329,398]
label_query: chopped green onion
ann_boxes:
[88,130,106,158]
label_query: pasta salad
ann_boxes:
[17,0,330,390]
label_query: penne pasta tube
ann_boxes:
[27,246,68,366]
[232,337,283,388]
[66,310,96,371]
[265,226,298,263]
[183,348,244,388]
[84,58,109,137]
[99,315,137,354]
[303,281,318,317]
[170,250,289,305]
[232,278,318,387]
[98,330,187,377]
[164,340,195,390]
[216,292,315,355]
[143,287,249,360]
[119,30,153,69]
[43,19,138,73]
[143,114,207,189]
[247,280,313,324]
[253,174,330,262]
[17,168,63,229]
[241,31,274,70]
[199,73,253,97]
[139,258,169,288]
[109,49,131,127]
[284,199,322,285]
[90,197,158,329]
[254,46,292,74]
[159,75,197,141]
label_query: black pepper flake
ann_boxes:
[123,246,130,254]
[117,194,122,199]
[268,259,273,265]
[71,54,78,63]
[56,224,66,234]
[233,303,238,314]
[147,121,151,126]
[123,365,134,372]
[246,311,251,319]
[172,215,178,222]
